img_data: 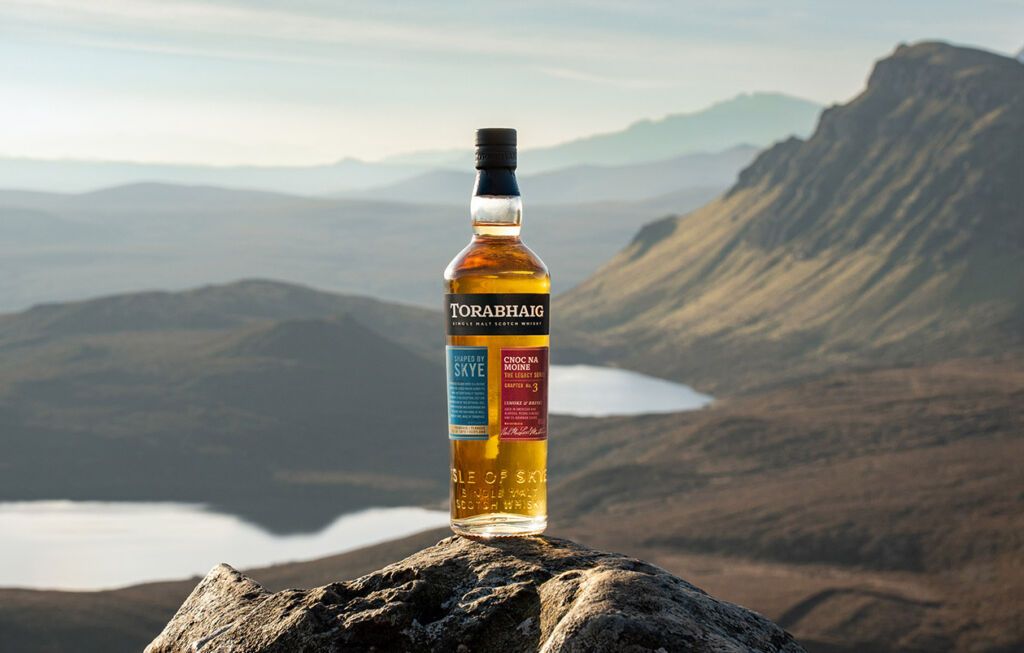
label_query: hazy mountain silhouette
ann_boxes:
[378,93,820,173]
[0,183,717,313]
[523,93,820,170]
[0,207,102,245]
[345,146,758,205]
[344,170,470,204]
[557,42,1024,393]
[0,157,424,196]
[70,182,315,211]
[0,94,816,194]
[0,183,323,217]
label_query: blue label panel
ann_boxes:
[447,346,489,440]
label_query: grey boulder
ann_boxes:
[146,535,805,652]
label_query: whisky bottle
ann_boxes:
[444,128,550,538]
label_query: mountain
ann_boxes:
[380,148,465,167]
[0,182,319,214]
[1016,45,1024,63]
[376,93,820,174]
[0,157,425,196]
[523,93,819,171]
[0,184,710,314]
[0,94,816,195]
[345,146,759,205]
[520,146,757,203]
[0,207,101,245]
[345,169,470,204]
[556,42,1024,394]
[0,279,440,358]
[0,280,445,531]
[65,182,314,211]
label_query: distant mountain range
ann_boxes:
[382,93,820,171]
[344,146,758,205]
[556,42,1024,394]
[521,92,820,170]
[0,100,789,314]
[0,93,818,195]
[0,93,815,315]
[0,181,718,314]
[0,157,423,196]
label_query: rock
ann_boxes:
[145,535,805,653]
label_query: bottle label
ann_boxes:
[446,346,489,440]
[445,293,549,336]
[500,346,548,441]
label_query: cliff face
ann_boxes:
[146,535,805,653]
[555,42,1024,393]
[728,42,1023,258]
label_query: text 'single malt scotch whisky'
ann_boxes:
[444,128,550,538]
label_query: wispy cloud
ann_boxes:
[58,36,339,67]
[0,0,673,63]
[2,0,496,54]
[540,67,676,89]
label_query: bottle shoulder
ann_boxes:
[444,236,549,292]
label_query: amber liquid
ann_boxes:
[445,223,549,537]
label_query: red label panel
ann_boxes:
[500,346,548,441]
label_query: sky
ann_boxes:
[0,0,1021,165]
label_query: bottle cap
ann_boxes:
[475,128,517,169]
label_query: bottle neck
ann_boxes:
[472,168,521,238]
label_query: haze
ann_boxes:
[1,0,1021,165]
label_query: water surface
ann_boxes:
[0,502,448,590]
[549,364,712,416]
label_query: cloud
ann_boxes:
[540,67,676,90]
[58,36,337,67]
[0,0,659,63]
